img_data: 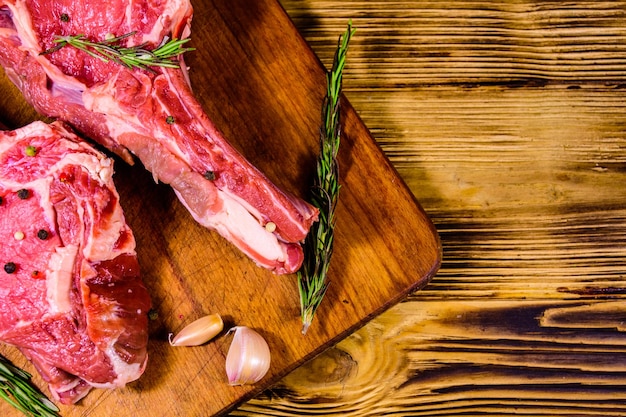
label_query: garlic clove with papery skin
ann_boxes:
[225,326,271,385]
[169,314,224,347]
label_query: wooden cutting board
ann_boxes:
[0,0,441,415]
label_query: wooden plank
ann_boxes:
[239,300,626,416]
[231,1,626,416]
[280,0,626,86]
[0,0,439,416]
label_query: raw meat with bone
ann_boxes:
[0,0,318,274]
[0,120,150,404]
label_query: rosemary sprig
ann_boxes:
[0,355,60,417]
[298,21,355,334]
[40,31,194,71]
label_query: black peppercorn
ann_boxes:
[37,229,49,240]
[4,262,17,274]
[17,189,30,199]
[204,171,216,181]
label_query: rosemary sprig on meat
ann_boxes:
[40,31,194,71]
[0,354,60,417]
[298,21,355,335]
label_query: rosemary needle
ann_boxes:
[0,354,59,417]
[40,31,194,71]
[298,21,355,335]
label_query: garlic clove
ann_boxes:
[168,314,224,347]
[225,326,271,385]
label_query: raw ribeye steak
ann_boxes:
[0,0,318,274]
[0,121,151,404]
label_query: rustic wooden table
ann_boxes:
[232,1,626,416]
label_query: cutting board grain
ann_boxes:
[0,0,440,416]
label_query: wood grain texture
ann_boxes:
[0,0,439,416]
[232,1,626,416]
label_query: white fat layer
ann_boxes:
[6,1,40,52]
[49,377,90,403]
[81,84,128,120]
[52,149,113,184]
[46,245,78,314]
[175,187,288,265]
[82,82,143,142]
[88,349,145,389]
[83,212,128,261]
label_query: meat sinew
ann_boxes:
[0,121,150,404]
[0,0,318,274]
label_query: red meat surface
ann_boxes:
[0,121,150,404]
